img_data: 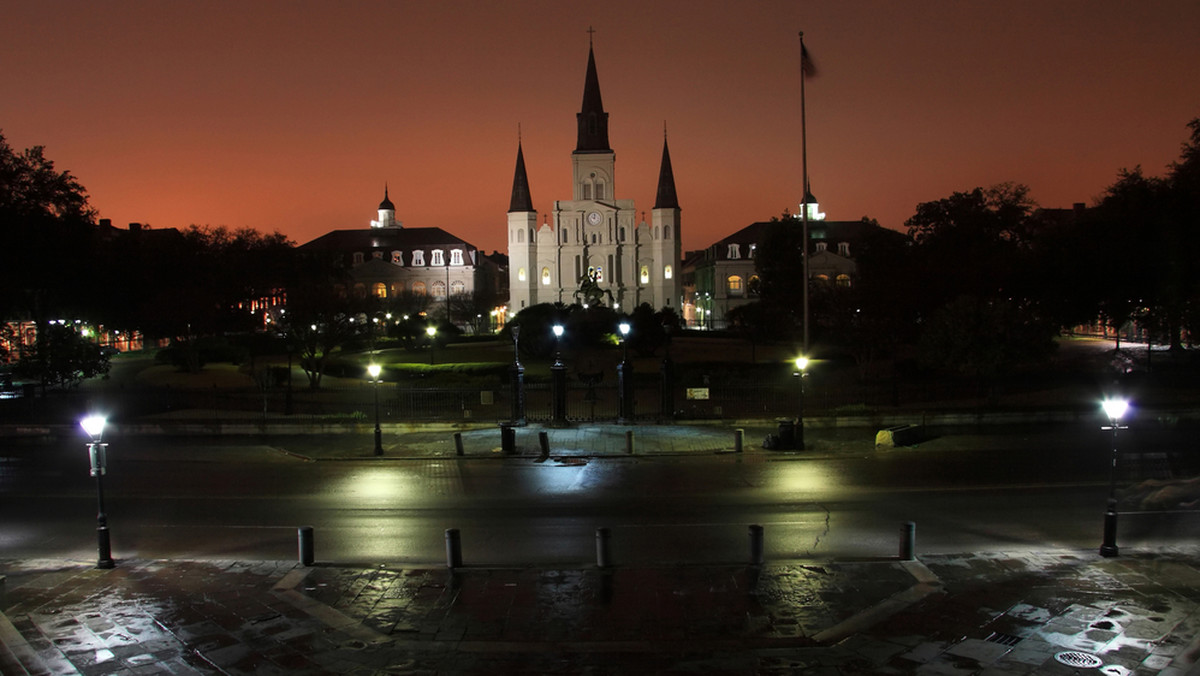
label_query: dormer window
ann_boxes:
[432,249,444,266]
[412,250,426,266]
[372,251,383,260]
[450,249,463,266]
[727,244,741,259]
[391,251,403,265]
[816,242,827,252]
[838,242,850,257]
[352,252,365,265]
[749,243,757,259]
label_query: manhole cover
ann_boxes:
[1055,651,1103,668]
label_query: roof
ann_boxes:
[298,226,476,252]
[654,136,679,210]
[378,186,395,211]
[509,142,534,213]
[575,44,610,153]
[700,219,899,261]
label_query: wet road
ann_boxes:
[1,433,1197,564]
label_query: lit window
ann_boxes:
[412,250,426,266]
[640,265,650,284]
[450,249,463,266]
[836,274,852,287]
[412,281,427,296]
[372,251,383,260]
[541,267,551,286]
[432,281,446,299]
[749,243,756,258]
[372,283,387,298]
[432,250,444,266]
[518,267,527,282]
[392,282,404,295]
[450,280,465,295]
[664,265,673,280]
[391,251,403,265]
[587,265,604,283]
[727,275,744,296]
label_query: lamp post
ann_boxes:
[794,356,809,450]
[80,415,115,569]
[368,363,383,456]
[426,325,437,365]
[617,321,633,423]
[510,325,526,425]
[551,324,567,425]
[1099,397,1128,557]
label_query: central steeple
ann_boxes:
[575,38,610,153]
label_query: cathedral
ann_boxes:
[506,40,682,314]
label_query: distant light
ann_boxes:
[552,324,564,338]
[1102,398,1128,421]
[367,363,382,379]
[80,415,107,442]
[618,322,631,337]
[426,326,437,337]
[795,356,809,372]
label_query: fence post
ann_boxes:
[735,428,744,453]
[445,528,463,568]
[625,430,634,455]
[454,432,464,456]
[298,526,314,566]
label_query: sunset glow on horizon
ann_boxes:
[4,1,1198,255]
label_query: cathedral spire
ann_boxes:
[654,128,679,210]
[575,36,610,153]
[508,141,534,213]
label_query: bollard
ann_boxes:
[501,424,515,455]
[445,528,463,568]
[899,521,916,560]
[298,526,314,566]
[596,527,612,568]
[749,524,764,565]
[538,430,550,460]
[625,430,635,455]
[735,428,744,453]
[454,432,464,456]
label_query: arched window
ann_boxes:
[391,282,404,296]
[517,229,524,243]
[836,274,852,287]
[541,267,551,286]
[727,275,744,296]
[517,267,527,282]
[640,265,650,284]
[391,251,403,265]
[432,281,446,299]
[814,274,830,283]
[353,283,367,298]
[372,283,387,298]
[596,182,606,200]
[450,280,465,295]
[664,225,671,239]
[412,281,427,296]
[664,265,673,280]
[352,252,364,265]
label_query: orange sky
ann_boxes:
[3,1,1199,255]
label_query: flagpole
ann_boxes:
[799,31,810,355]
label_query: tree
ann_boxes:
[15,323,111,390]
[917,295,1057,385]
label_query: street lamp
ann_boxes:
[794,356,809,450]
[617,321,633,423]
[551,324,567,425]
[1099,397,1128,557]
[80,415,115,569]
[426,325,437,365]
[368,363,383,456]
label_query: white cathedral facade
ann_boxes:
[506,42,682,314]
